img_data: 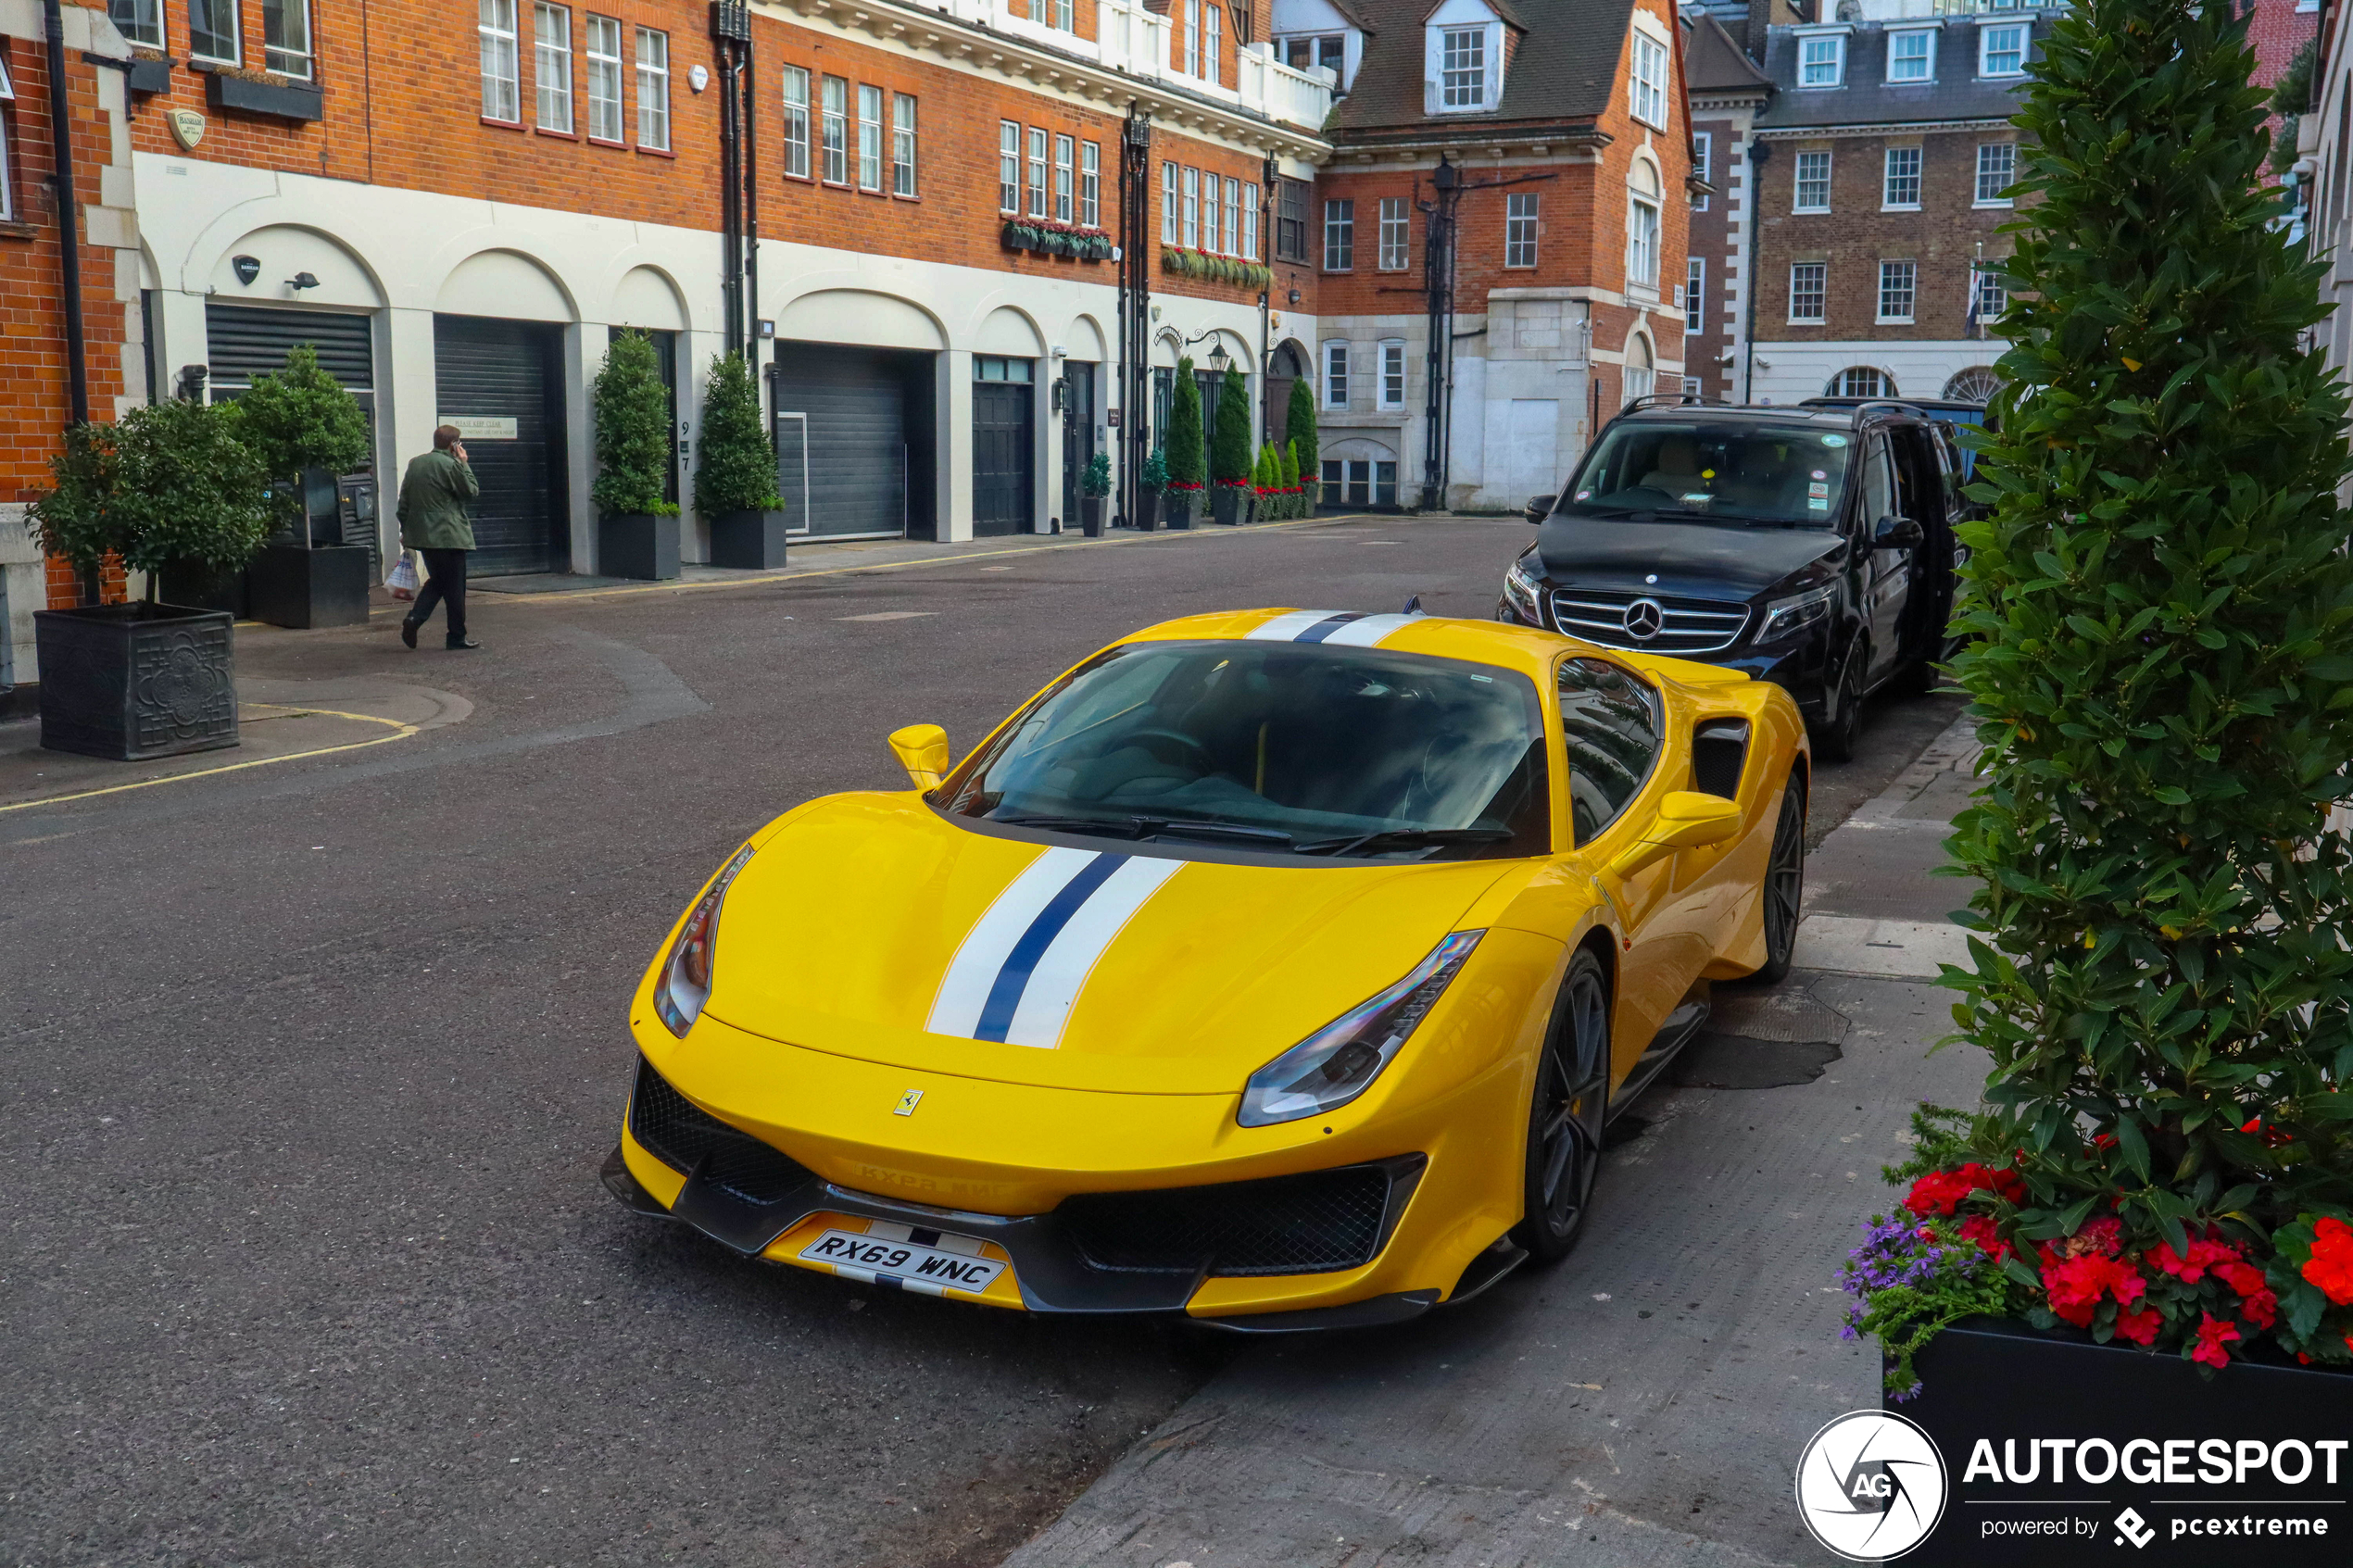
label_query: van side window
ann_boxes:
[1558,657,1663,846]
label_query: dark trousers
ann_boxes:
[407,548,470,643]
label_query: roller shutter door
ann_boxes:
[772,345,912,539]
[433,315,568,578]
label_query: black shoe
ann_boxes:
[399,619,419,649]
[446,637,483,650]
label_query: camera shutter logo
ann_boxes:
[1793,1410,1947,1561]
[1622,598,1665,641]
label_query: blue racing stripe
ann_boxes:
[1294,612,1368,644]
[973,851,1128,1042]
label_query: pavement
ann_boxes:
[1,514,1972,1568]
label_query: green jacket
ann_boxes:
[396,450,480,551]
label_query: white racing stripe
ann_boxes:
[1317,612,1419,646]
[1243,609,1342,641]
[926,846,1102,1040]
[1001,855,1186,1048]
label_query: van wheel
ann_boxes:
[1814,638,1868,763]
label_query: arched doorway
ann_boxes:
[1943,366,2001,402]
[1621,332,1655,407]
[1267,339,1311,451]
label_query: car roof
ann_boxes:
[1611,403,1863,430]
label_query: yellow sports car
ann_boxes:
[602,608,1807,1329]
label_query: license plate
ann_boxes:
[798,1222,1009,1296]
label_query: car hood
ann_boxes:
[698,794,1521,1095]
[1536,517,1845,599]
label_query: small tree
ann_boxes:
[1286,379,1319,493]
[592,330,678,518]
[1139,449,1168,493]
[1279,441,1301,491]
[1211,370,1254,488]
[693,352,780,516]
[233,344,371,538]
[1165,358,1205,490]
[1082,450,1111,498]
[28,401,271,597]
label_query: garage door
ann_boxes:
[433,315,568,578]
[772,345,918,539]
[208,303,381,558]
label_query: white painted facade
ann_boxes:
[1749,337,2002,403]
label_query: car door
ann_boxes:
[1857,433,1911,684]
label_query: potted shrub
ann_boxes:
[1135,449,1166,532]
[234,343,374,629]
[593,330,680,580]
[1164,358,1205,529]
[1079,451,1110,537]
[1287,383,1321,511]
[1840,0,2353,1534]
[1209,372,1253,526]
[695,352,786,569]
[1278,442,1303,520]
[27,399,269,760]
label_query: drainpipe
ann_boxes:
[1742,138,1769,405]
[44,0,94,602]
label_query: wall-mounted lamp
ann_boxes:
[1287,287,1302,307]
[757,319,776,339]
[231,255,260,286]
[1205,343,1231,375]
[177,364,209,401]
[287,271,320,291]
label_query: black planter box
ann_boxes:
[1165,490,1198,530]
[599,513,681,580]
[1213,485,1245,526]
[205,69,324,121]
[1133,492,1162,532]
[247,543,370,629]
[1080,497,1105,537]
[158,557,250,621]
[1888,1316,2353,1566]
[709,508,787,569]
[33,602,238,761]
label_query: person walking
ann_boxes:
[396,424,483,650]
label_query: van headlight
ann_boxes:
[1503,557,1545,626]
[1757,583,1835,642]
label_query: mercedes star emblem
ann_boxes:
[1623,598,1666,641]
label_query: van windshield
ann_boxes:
[1555,421,1854,528]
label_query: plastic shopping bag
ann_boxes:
[385,549,420,601]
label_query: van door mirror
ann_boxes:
[1525,494,1556,525]
[887,724,950,791]
[1874,514,1923,549]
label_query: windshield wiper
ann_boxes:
[989,812,1149,837]
[1295,827,1516,858]
[988,812,1295,847]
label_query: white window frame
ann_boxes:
[857,82,883,191]
[584,13,623,143]
[534,4,573,132]
[1378,196,1409,270]
[1051,0,1074,30]
[784,68,812,181]
[1626,191,1656,287]
[1206,1,1222,83]
[1976,141,2017,206]
[1789,261,1826,324]
[1440,27,1486,110]
[822,75,848,183]
[1223,177,1241,257]
[1000,120,1022,212]
[1886,28,1934,83]
[1163,160,1179,241]
[479,0,519,120]
[1028,127,1050,218]
[193,0,243,66]
[1629,32,1668,130]
[1979,22,2027,79]
[1793,148,1831,213]
[1322,341,1350,409]
[1686,257,1705,332]
[893,93,917,198]
[0,56,14,221]
[108,0,164,50]
[1882,145,1921,210]
[263,0,313,79]
[1505,192,1539,270]
[1202,169,1221,253]
[1081,142,1101,228]
[1973,268,2007,322]
[635,27,669,151]
[1877,259,1916,324]
[1286,32,1345,88]
[1182,165,1201,248]
[1243,182,1259,258]
[1378,340,1406,409]
[1185,0,1202,78]
[1797,32,1844,89]
[1691,131,1711,213]
[1323,196,1353,271]
[1053,134,1074,222]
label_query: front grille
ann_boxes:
[1055,1160,1414,1277]
[628,1059,812,1206]
[1551,588,1750,655]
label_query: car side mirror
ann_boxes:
[1525,494,1556,525]
[1606,791,1744,877]
[1874,514,1923,549]
[887,723,950,791]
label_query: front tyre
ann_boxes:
[1747,773,1806,985]
[1812,636,1868,764]
[1514,950,1611,1262]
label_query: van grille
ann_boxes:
[1550,589,1750,655]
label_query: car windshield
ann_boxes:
[1556,421,1854,527]
[940,640,1552,861]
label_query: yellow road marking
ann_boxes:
[0,707,419,814]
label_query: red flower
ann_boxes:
[2152,1237,2241,1284]
[1959,1213,2014,1263]
[2114,1306,2163,1346]
[2303,1217,2353,1307]
[1903,1163,2024,1217]
[2191,1313,2241,1369]
[2040,1248,2144,1328]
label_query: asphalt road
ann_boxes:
[0,515,1959,1567]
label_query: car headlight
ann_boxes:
[1238,931,1484,1127]
[1756,583,1836,642]
[655,842,758,1037]
[1503,556,1545,626]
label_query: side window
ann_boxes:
[1858,437,1896,531]
[1889,431,1923,523]
[1558,657,1664,846]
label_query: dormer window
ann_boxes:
[1441,29,1485,107]
[1629,31,1668,128]
[1798,33,1844,88]
[1979,21,2027,78]
[1886,28,1934,82]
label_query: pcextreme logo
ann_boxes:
[1795,1410,1950,1562]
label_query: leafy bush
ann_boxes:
[1139,449,1167,493]
[1165,358,1205,489]
[694,352,780,515]
[1211,367,1254,487]
[592,329,678,518]
[28,400,271,589]
[1853,0,2353,1384]
[1286,380,1319,491]
[1082,451,1111,498]
[233,343,371,533]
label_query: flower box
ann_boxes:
[203,67,323,122]
[1003,220,1111,261]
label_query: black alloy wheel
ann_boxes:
[1514,949,1611,1262]
[1815,636,1868,763]
[1747,774,1807,985]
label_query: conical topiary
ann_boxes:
[694,351,780,516]
[1211,370,1253,489]
[1286,379,1319,499]
[1847,0,2353,1387]
[1165,358,1205,491]
[592,329,678,518]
